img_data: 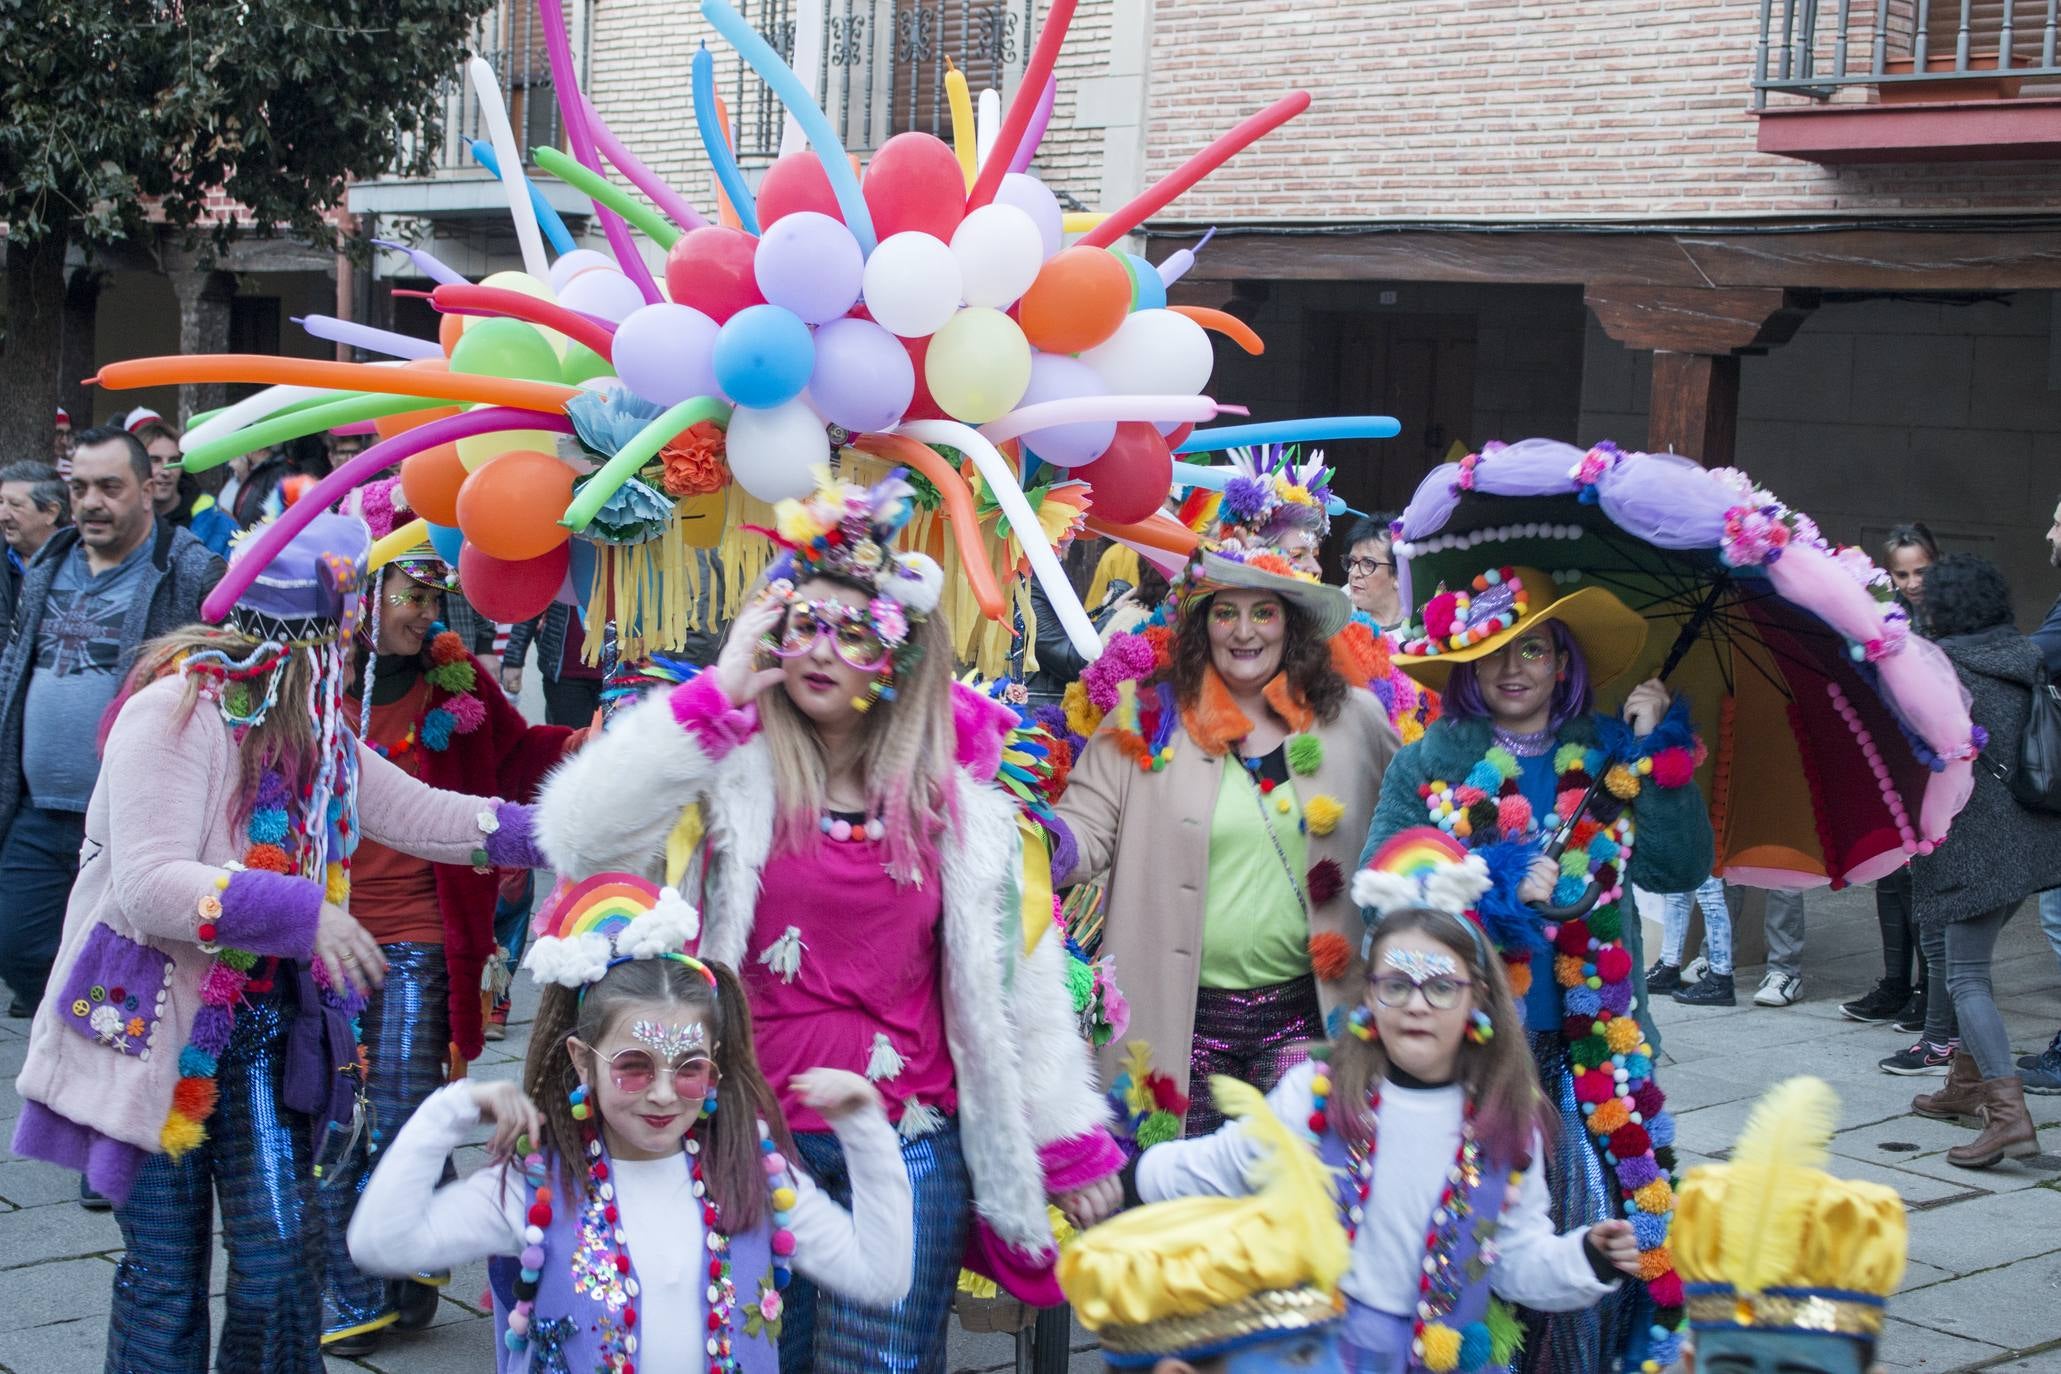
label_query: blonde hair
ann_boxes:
[115,624,330,824]
[747,572,959,884]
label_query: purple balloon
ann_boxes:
[1015,354,1114,467]
[613,303,720,406]
[994,174,1063,260]
[754,211,864,325]
[809,317,914,434]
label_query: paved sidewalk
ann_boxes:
[4,881,2061,1370]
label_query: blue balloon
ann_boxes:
[1121,252,1167,311]
[568,538,597,617]
[1173,415,1402,454]
[426,521,464,566]
[713,305,816,409]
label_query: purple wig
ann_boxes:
[1442,618,1594,732]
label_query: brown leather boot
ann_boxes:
[1913,1050,1984,1125]
[1946,1074,2041,1169]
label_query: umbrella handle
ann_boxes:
[1531,880,1606,924]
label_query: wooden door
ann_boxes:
[1308,311,1477,534]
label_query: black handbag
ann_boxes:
[1979,662,2061,814]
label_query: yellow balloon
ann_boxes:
[456,406,561,471]
[465,270,568,356]
[924,307,1032,425]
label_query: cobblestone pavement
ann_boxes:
[4,882,2060,1371]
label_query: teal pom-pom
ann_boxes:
[1287,734,1324,777]
[178,1045,217,1078]
[421,709,455,751]
[1464,760,1504,794]
[1458,1322,1492,1371]
[1588,835,1620,864]
[248,807,289,845]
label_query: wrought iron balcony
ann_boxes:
[1755,0,2061,106]
[730,0,1039,160]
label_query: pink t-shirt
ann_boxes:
[744,828,952,1133]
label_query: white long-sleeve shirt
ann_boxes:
[349,1083,914,1374]
[1138,1060,1617,1317]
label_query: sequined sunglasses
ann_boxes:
[769,599,891,671]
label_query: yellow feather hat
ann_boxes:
[1673,1077,1907,1340]
[1056,1075,1348,1366]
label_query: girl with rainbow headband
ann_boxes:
[349,875,913,1374]
[1132,830,1643,1374]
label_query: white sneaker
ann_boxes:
[1754,971,1802,1007]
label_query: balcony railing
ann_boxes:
[1754,0,2061,107]
[397,0,577,175]
[730,0,1039,161]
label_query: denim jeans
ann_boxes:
[2039,889,2061,970]
[1660,877,1733,976]
[0,805,87,1011]
[1922,908,2015,1078]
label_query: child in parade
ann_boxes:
[536,468,1120,1371]
[349,883,913,1374]
[1132,832,1642,1374]
[10,514,548,1374]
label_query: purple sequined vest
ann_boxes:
[1317,1126,1514,1374]
[488,1147,780,1374]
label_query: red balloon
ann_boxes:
[459,541,571,623]
[664,226,766,324]
[1164,422,1196,450]
[1074,422,1172,526]
[757,153,843,226]
[899,333,947,423]
[862,133,967,242]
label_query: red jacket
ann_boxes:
[379,650,574,1059]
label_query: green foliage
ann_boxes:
[0,0,494,253]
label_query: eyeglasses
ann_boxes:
[590,1043,719,1099]
[1345,557,1394,578]
[1370,973,1474,1010]
[770,600,891,671]
[1497,637,1552,664]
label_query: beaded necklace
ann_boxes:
[505,1116,801,1373]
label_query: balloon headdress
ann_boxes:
[1057,1076,1348,1367]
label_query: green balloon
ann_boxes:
[559,340,615,387]
[448,317,561,383]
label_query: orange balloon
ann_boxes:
[399,444,470,527]
[455,449,575,561]
[1017,247,1130,355]
[374,367,462,442]
[440,311,464,357]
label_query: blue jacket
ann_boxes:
[179,498,239,559]
[0,521,224,840]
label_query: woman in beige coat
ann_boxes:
[1056,548,1397,1135]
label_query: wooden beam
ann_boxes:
[1649,352,1740,466]
[1151,224,2061,291]
[1583,285,1817,355]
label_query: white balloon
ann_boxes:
[612,303,721,407]
[860,232,963,338]
[994,174,1063,259]
[727,398,831,503]
[949,204,1044,308]
[1082,309,1215,397]
[556,269,646,325]
[547,249,619,293]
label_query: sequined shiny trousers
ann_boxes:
[317,942,452,1341]
[105,994,324,1374]
[1518,1032,1651,1374]
[1185,975,1325,1136]
[779,1124,970,1374]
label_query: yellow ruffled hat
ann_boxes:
[1056,1076,1348,1366]
[1395,564,1648,694]
[1674,1077,1907,1342]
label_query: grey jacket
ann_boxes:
[1912,625,2061,927]
[0,521,225,839]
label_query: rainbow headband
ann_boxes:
[1350,828,1495,964]
[523,873,713,993]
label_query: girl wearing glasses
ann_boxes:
[535,470,1121,1372]
[1058,546,1399,1138]
[316,483,588,1356]
[11,515,547,1374]
[350,895,915,1374]
[1132,841,1641,1374]
[1363,566,1713,1374]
